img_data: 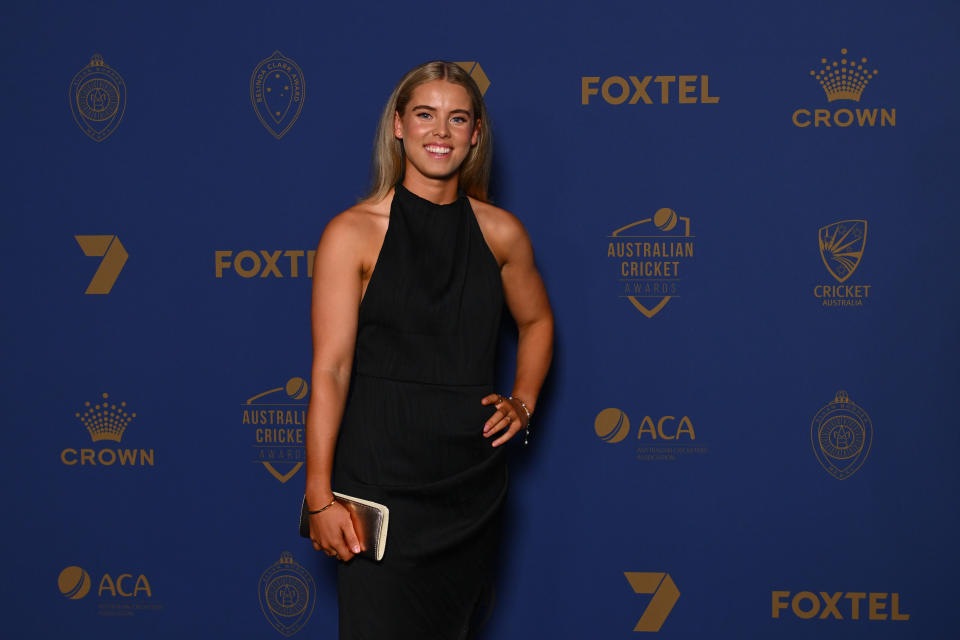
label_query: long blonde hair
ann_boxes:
[367,61,492,202]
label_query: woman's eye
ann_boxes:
[451,117,467,124]
[415,112,431,119]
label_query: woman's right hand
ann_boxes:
[309,500,363,561]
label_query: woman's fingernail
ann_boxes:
[352,545,361,553]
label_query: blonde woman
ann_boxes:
[305,61,553,639]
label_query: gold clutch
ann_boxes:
[299,493,389,562]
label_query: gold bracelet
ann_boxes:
[307,498,336,515]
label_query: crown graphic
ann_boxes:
[75,392,135,442]
[833,390,850,404]
[278,552,294,564]
[810,49,878,102]
[89,54,105,68]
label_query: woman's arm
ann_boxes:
[304,211,367,560]
[477,204,555,447]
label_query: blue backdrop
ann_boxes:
[2,0,958,637]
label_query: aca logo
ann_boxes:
[455,62,491,95]
[792,48,895,128]
[582,75,718,105]
[813,220,871,307]
[244,378,308,483]
[624,572,680,632]
[811,390,873,479]
[595,407,707,462]
[251,51,305,139]
[606,208,695,318]
[258,552,316,637]
[215,250,316,279]
[76,235,128,294]
[61,392,155,467]
[69,54,126,142]
[772,590,909,621]
[58,565,161,616]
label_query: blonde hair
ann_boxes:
[367,61,492,202]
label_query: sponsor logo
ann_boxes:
[455,61,491,95]
[215,250,315,278]
[608,208,694,318]
[259,552,316,637]
[595,408,707,461]
[624,572,680,632]
[772,591,909,621]
[814,220,870,307]
[792,48,895,128]
[244,378,308,483]
[69,54,126,142]
[582,75,718,105]
[61,392,155,467]
[251,51,305,139]
[58,565,160,616]
[811,390,872,479]
[76,235,128,294]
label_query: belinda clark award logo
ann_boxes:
[811,390,873,479]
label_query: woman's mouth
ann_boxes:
[424,144,452,158]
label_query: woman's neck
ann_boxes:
[402,173,460,205]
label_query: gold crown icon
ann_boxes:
[89,54,105,67]
[279,552,294,564]
[810,49,878,102]
[833,390,850,404]
[75,392,135,442]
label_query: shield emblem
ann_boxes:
[258,553,316,637]
[250,51,305,139]
[69,54,126,142]
[810,390,873,480]
[819,220,867,283]
[610,209,691,318]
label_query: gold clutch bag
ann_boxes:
[299,493,389,562]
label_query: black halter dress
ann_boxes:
[333,184,507,639]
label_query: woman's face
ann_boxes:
[394,79,480,183]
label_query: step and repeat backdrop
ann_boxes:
[3,0,958,637]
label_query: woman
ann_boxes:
[304,61,553,639]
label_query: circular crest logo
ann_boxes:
[69,54,126,142]
[810,390,873,479]
[258,552,315,637]
[595,408,630,443]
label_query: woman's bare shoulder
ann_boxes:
[317,192,392,252]
[468,197,531,262]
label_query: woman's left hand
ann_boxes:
[480,394,528,447]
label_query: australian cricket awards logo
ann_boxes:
[244,378,308,483]
[792,48,895,128]
[813,220,871,307]
[69,54,126,142]
[607,208,694,317]
[811,390,873,479]
[251,51,305,139]
[258,552,316,637]
[61,392,155,467]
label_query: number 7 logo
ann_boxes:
[75,235,128,294]
[624,572,680,632]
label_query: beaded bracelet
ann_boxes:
[509,396,532,446]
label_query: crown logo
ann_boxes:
[75,392,136,442]
[833,390,850,404]
[278,551,294,564]
[89,54,105,68]
[810,49,878,102]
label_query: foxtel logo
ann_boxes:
[772,591,909,621]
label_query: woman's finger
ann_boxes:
[491,422,522,448]
[484,412,514,437]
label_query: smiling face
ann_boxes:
[394,79,480,186]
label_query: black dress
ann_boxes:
[333,184,507,639]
